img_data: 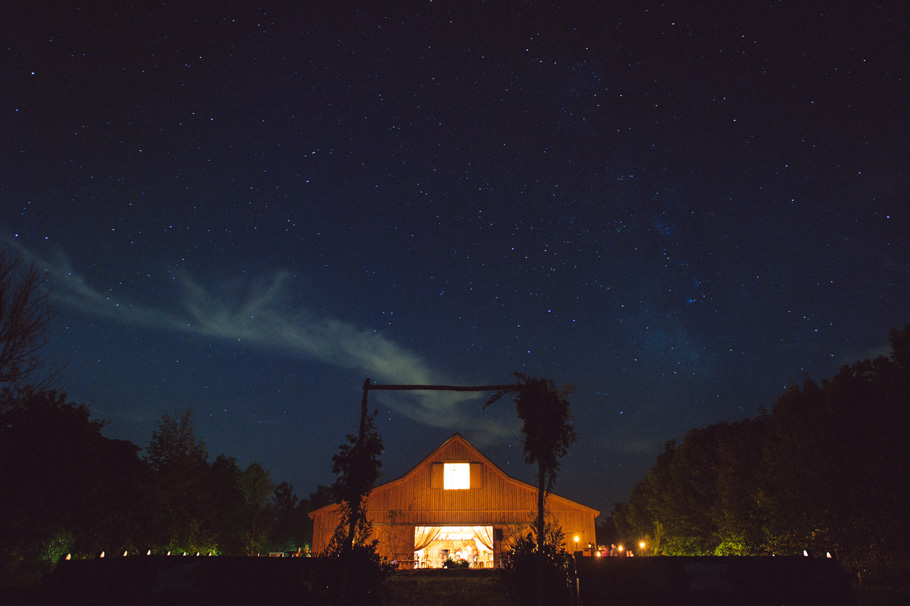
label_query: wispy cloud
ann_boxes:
[13,240,515,439]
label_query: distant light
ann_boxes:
[100,551,105,558]
[123,551,128,557]
[65,554,71,560]
[803,550,809,557]
[827,552,832,559]
[147,550,151,555]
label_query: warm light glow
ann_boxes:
[618,545,623,552]
[444,463,470,489]
[573,535,579,543]
[639,541,645,549]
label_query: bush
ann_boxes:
[502,533,575,606]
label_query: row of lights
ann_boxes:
[67,551,215,559]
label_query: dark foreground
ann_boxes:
[1,555,904,605]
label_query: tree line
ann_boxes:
[0,392,328,583]
[0,248,336,583]
[612,325,910,583]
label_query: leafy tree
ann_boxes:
[485,372,577,553]
[238,462,275,555]
[204,454,247,553]
[614,326,910,583]
[0,248,55,387]
[321,383,388,606]
[145,408,208,474]
[0,389,150,582]
[269,482,314,554]
[145,409,217,554]
[325,389,383,558]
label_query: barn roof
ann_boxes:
[310,432,599,517]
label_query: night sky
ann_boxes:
[3,1,908,518]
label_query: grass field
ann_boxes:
[380,569,910,606]
[2,566,907,605]
[382,569,518,606]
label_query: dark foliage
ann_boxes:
[0,398,321,584]
[502,530,575,606]
[486,372,577,553]
[0,389,151,582]
[320,382,390,605]
[614,325,910,583]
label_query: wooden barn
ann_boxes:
[309,433,599,568]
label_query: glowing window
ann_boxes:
[444,463,470,489]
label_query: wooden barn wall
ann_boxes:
[311,506,341,555]
[310,436,598,557]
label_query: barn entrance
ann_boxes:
[413,526,495,568]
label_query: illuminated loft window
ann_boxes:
[444,463,470,490]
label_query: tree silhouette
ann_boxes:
[326,383,383,557]
[613,326,910,582]
[0,248,55,387]
[486,372,577,553]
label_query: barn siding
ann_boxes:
[310,434,598,560]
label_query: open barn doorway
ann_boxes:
[413,526,496,568]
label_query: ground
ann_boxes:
[383,569,518,606]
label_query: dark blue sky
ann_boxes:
[3,1,908,517]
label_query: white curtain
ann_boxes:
[473,526,495,551]
[414,526,442,551]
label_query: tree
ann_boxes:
[270,482,314,554]
[238,462,275,555]
[0,389,150,582]
[145,409,208,474]
[145,409,216,553]
[612,326,910,582]
[0,248,54,387]
[325,384,383,557]
[485,372,577,553]
[321,382,387,606]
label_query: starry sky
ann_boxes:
[3,1,908,518]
